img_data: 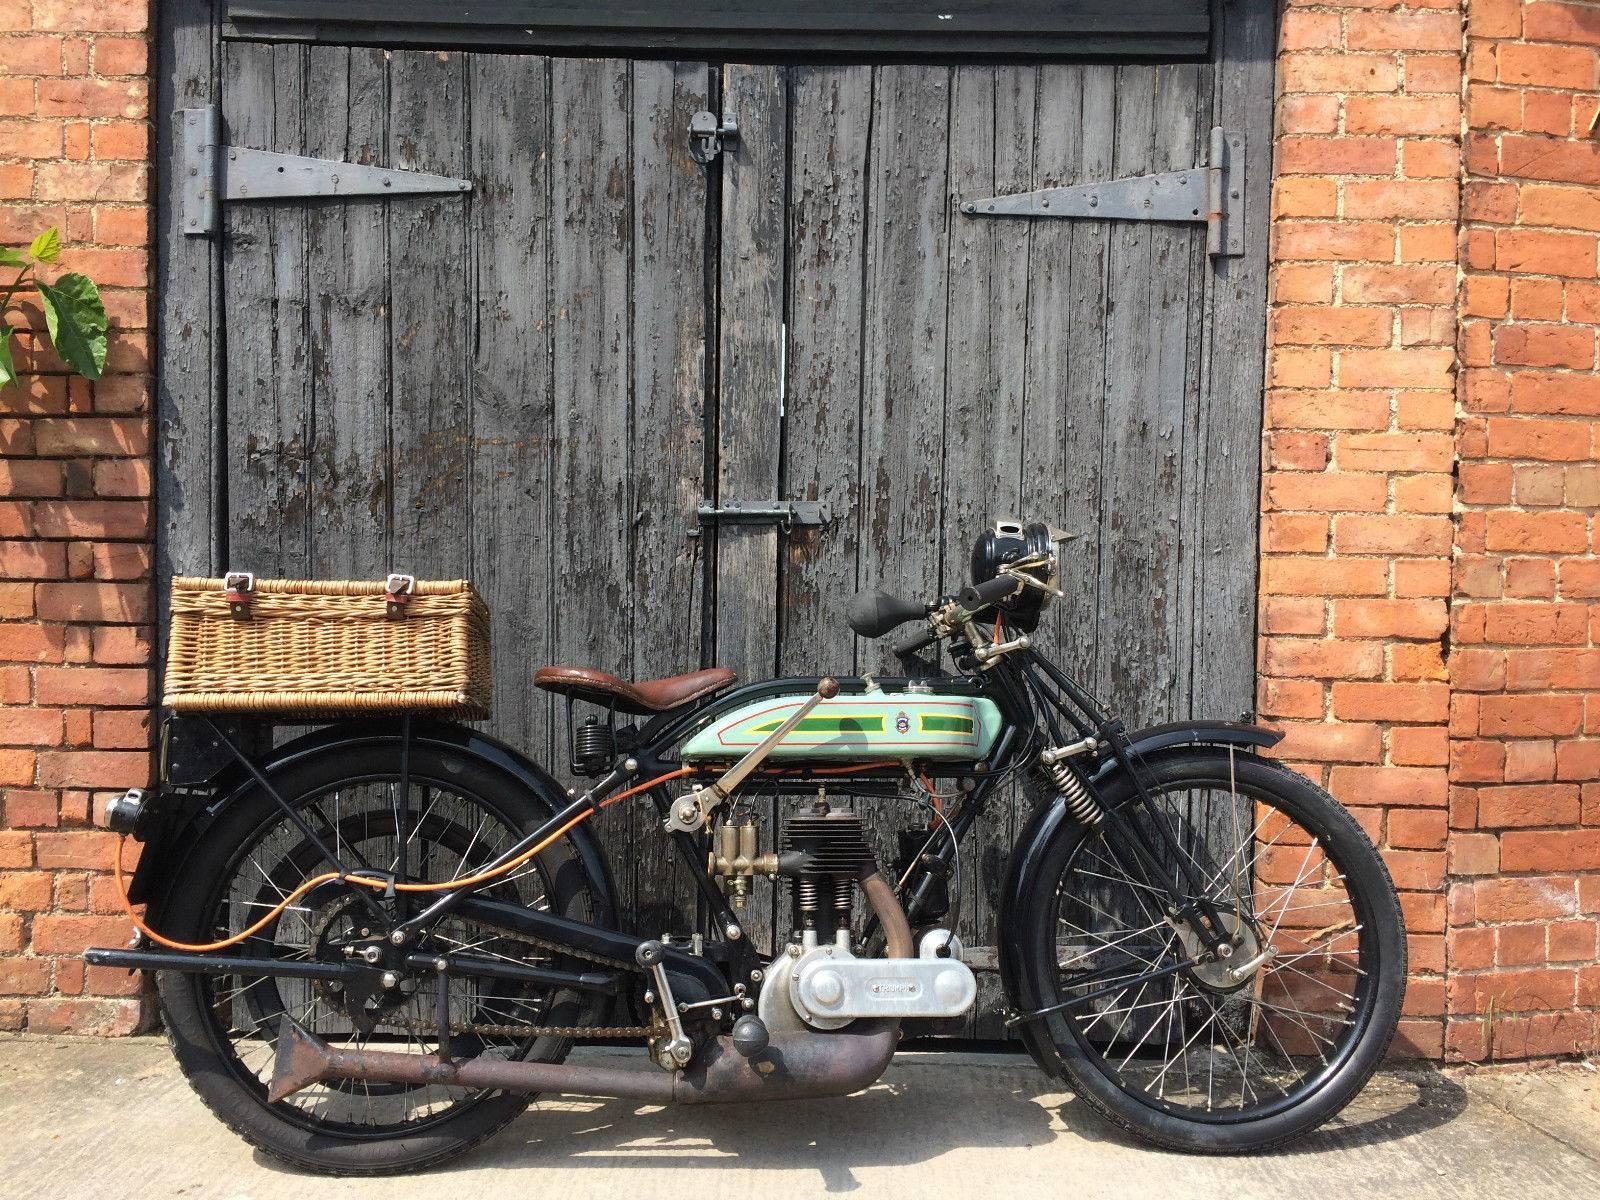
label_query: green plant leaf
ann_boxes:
[29,227,60,264]
[36,272,106,381]
[0,331,16,389]
[0,247,25,268]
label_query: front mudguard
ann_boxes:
[996,720,1281,1074]
[127,718,619,936]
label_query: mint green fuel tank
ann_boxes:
[678,682,1004,764]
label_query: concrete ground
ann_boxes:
[4,1036,1597,1199]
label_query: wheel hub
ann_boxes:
[309,896,414,1031]
[1174,910,1264,993]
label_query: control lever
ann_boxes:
[637,940,694,1069]
[665,678,841,834]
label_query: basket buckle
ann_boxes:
[385,573,415,620]
[223,571,254,620]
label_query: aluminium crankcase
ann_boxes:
[776,931,977,1030]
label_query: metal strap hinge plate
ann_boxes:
[960,127,1244,258]
[181,105,472,237]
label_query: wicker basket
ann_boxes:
[162,576,492,719]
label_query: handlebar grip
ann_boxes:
[889,623,939,657]
[958,575,1021,610]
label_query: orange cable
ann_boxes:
[119,767,695,953]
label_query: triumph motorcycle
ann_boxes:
[88,520,1404,1173]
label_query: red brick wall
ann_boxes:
[1448,0,1600,1061]
[1264,0,1465,1059]
[0,0,153,1035]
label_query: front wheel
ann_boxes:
[1017,748,1405,1153]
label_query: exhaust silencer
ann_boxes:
[269,1017,898,1106]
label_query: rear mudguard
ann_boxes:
[996,720,1282,1075]
[128,719,619,938]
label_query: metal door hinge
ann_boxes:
[180,105,472,237]
[961,127,1244,258]
[688,111,739,165]
[692,500,828,536]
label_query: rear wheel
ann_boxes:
[156,743,611,1175]
[1019,748,1405,1152]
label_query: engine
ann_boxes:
[711,793,977,1034]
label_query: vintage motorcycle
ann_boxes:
[89,520,1404,1173]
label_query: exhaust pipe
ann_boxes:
[270,869,912,1106]
[269,1017,897,1105]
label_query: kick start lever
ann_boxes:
[665,678,840,834]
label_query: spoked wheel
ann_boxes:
[1021,748,1405,1152]
[156,744,611,1175]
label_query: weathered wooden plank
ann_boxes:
[779,64,873,680]
[1096,66,1188,726]
[627,59,712,939]
[155,0,222,616]
[1192,0,1276,725]
[465,52,555,762]
[219,41,311,578]
[942,64,1037,1038]
[302,45,391,579]
[856,65,953,663]
[716,62,788,953]
[714,64,786,686]
[549,57,638,920]
[1022,65,1112,693]
[851,64,955,974]
[387,51,471,579]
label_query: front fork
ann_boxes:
[1087,720,1240,958]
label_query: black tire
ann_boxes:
[1018,748,1405,1153]
[156,742,609,1175]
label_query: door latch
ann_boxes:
[692,500,829,536]
[688,111,738,165]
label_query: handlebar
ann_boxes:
[957,575,1022,611]
[888,622,939,657]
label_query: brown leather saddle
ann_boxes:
[533,664,737,715]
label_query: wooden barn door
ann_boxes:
[707,8,1275,1031]
[166,38,717,930]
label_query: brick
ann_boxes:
[1280,54,1398,94]
[1335,432,1454,473]
[1494,325,1596,370]
[1261,557,1389,597]
[1329,766,1449,809]
[31,831,119,872]
[1331,682,1450,724]
[1478,695,1586,739]
[1496,229,1598,278]
[1343,265,1455,306]
[1333,515,1452,556]
[1485,511,1590,553]
[1476,784,1582,829]
[1275,722,1384,764]
[35,749,148,789]
[1265,473,1387,513]
[1345,96,1461,138]
[34,582,149,623]
[1497,42,1598,90]
[1271,305,1390,346]
[1338,350,1455,391]
[1346,11,1461,52]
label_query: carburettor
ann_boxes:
[707,814,780,909]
